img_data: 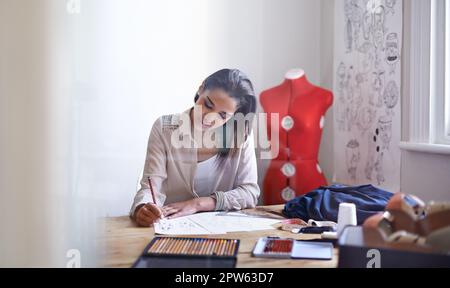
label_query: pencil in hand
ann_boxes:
[147,176,165,221]
[147,176,157,205]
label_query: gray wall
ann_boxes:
[318,0,335,184]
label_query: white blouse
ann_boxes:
[130,108,260,215]
[194,154,220,197]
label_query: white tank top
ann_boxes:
[194,154,219,197]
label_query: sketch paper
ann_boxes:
[333,0,402,191]
[154,212,282,235]
[153,217,218,235]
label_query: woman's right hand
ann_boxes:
[134,203,164,227]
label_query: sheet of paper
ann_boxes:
[154,212,282,235]
[291,241,333,260]
[194,212,282,233]
[154,217,222,235]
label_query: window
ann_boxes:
[431,0,450,145]
[400,0,450,154]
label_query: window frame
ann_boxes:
[445,0,450,141]
[400,0,450,154]
[431,0,449,145]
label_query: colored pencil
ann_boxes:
[147,176,156,205]
[177,239,187,254]
[180,239,190,254]
[187,238,197,254]
[163,238,173,253]
[167,239,177,253]
[154,238,165,253]
[217,240,223,256]
[205,239,214,255]
[220,240,228,256]
[149,238,163,253]
[219,240,226,256]
[173,239,181,253]
[171,239,181,254]
[231,240,238,255]
[230,240,235,255]
[195,239,204,255]
[157,238,168,253]
[224,240,232,256]
[199,239,208,254]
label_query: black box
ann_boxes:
[132,237,239,268]
[338,226,450,268]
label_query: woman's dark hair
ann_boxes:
[194,69,257,163]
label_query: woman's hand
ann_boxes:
[163,197,216,219]
[134,203,164,227]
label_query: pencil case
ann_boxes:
[252,237,333,260]
[132,237,240,268]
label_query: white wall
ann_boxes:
[0,0,71,267]
[318,0,335,184]
[69,0,323,217]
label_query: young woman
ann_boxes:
[131,69,260,227]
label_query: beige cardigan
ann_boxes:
[130,108,260,216]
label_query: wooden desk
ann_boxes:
[98,205,338,268]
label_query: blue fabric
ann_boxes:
[282,185,394,225]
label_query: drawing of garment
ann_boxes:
[334,0,402,190]
[374,151,385,185]
[346,140,361,181]
[385,0,397,15]
[346,104,359,131]
[385,33,400,74]
[365,131,376,180]
[337,98,347,131]
[346,18,353,52]
[357,106,376,135]
[383,81,399,117]
[372,70,385,107]
[362,11,372,41]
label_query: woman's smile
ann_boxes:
[193,88,238,132]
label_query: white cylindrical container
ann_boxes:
[337,203,357,235]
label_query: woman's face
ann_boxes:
[194,88,238,131]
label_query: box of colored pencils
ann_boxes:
[252,237,333,260]
[132,237,240,268]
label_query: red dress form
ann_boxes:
[260,70,333,205]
